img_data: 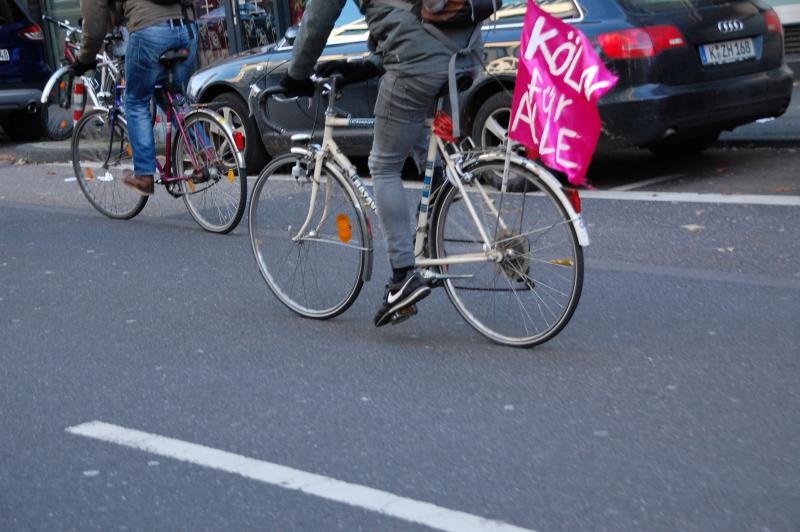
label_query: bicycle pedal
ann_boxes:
[389,304,418,325]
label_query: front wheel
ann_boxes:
[72,108,148,219]
[432,158,584,347]
[249,154,369,319]
[174,111,247,233]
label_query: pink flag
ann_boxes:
[509,1,618,186]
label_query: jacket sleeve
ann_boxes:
[287,0,347,79]
[77,0,110,65]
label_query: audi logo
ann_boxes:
[718,19,744,33]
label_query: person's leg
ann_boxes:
[369,70,448,326]
[123,25,184,191]
[368,70,449,271]
[172,22,198,93]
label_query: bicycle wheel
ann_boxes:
[249,153,369,319]
[432,157,584,347]
[43,68,73,141]
[72,108,148,219]
[174,110,247,234]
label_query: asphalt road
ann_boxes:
[1,150,799,531]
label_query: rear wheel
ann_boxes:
[432,157,583,347]
[174,111,247,233]
[249,154,368,319]
[42,69,74,141]
[71,108,147,219]
[471,91,512,149]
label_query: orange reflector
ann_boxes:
[59,81,66,90]
[336,213,352,244]
[549,259,574,267]
[86,167,95,181]
[126,145,132,157]
[187,179,196,192]
[227,169,235,183]
[59,120,67,129]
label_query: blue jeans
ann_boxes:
[124,21,197,176]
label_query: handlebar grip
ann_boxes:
[249,85,292,135]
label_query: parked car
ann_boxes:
[0,0,49,141]
[187,0,794,172]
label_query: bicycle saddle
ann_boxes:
[158,48,190,69]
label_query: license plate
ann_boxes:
[0,49,9,61]
[699,38,756,66]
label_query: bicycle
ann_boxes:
[247,76,589,347]
[39,15,124,140]
[71,48,248,233]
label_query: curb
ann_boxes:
[16,140,72,164]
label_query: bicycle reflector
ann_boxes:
[227,169,236,183]
[233,131,245,151]
[564,187,581,213]
[336,213,352,244]
[433,111,457,143]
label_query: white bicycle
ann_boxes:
[247,76,588,347]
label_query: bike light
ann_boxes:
[433,111,457,142]
[564,187,581,213]
[765,9,782,34]
[598,25,685,59]
[233,131,245,151]
[18,24,44,41]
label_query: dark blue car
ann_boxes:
[0,0,49,141]
[188,0,794,172]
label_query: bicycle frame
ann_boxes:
[286,78,589,276]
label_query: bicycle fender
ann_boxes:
[41,65,72,104]
[472,152,591,247]
[185,108,247,170]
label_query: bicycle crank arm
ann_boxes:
[421,269,475,281]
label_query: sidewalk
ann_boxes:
[4,72,799,164]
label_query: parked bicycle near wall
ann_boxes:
[248,76,588,347]
[39,15,125,140]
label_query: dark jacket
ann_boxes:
[288,0,478,79]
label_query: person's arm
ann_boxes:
[76,0,110,66]
[287,0,347,80]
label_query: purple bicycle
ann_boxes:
[71,48,247,233]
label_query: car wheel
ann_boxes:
[648,130,721,158]
[471,91,512,148]
[212,92,269,174]
[0,108,46,142]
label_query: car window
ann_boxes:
[618,0,732,14]
[491,0,581,25]
[0,0,28,27]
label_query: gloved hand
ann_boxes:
[279,72,315,98]
[69,59,97,76]
[316,59,382,85]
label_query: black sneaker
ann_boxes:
[373,270,431,327]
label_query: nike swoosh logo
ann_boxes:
[387,276,415,305]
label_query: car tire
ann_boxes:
[212,92,269,174]
[0,108,46,142]
[648,130,721,158]
[471,91,512,149]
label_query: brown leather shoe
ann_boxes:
[122,170,154,196]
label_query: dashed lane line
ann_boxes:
[66,420,536,532]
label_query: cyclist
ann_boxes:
[281,0,482,327]
[73,0,197,196]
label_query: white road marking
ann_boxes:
[64,177,77,182]
[66,421,535,532]
[610,174,684,191]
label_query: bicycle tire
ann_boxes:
[42,68,74,141]
[431,155,584,347]
[72,108,148,220]
[174,110,247,234]
[249,153,369,319]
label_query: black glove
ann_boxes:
[316,59,382,86]
[69,59,96,76]
[279,72,315,98]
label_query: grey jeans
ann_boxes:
[368,70,449,270]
